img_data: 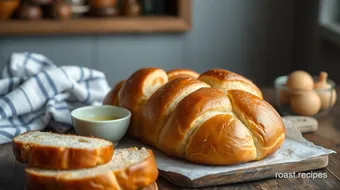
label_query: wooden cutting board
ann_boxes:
[159,116,324,188]
[159,155,329,188]
[282,116,318,133]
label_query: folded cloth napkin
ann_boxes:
[0,52,111,144]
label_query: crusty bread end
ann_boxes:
[25,147,159,190]
[13,131,114,170]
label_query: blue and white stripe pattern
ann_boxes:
[0,52,111,144]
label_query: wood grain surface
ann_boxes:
[0,88,340,190]
[0,17,190,36]
[159,155,329,188]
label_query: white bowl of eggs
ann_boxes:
[274,70,337,117]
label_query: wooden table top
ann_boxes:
[1,88,340,190]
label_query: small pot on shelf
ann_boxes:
[121,0,141,16]
[17,3,43,20]
[50,0,72,20]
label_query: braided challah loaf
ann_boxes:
[104,68,286,165]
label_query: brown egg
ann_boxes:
[314,71,337,109]
[286,70,314,90]
[290,91,321,116]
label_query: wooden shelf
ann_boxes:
[0,16,190,36]
[0,0,192,36]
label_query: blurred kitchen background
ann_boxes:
[0,0,339,87]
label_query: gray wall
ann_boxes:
[0,0,296,87]
[292,0,320,71]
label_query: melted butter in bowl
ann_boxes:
[71,105,131,143]
[87,115,120,121]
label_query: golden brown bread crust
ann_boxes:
[115,150,159,190]
[118,68,168,138]
[106,68,285,165]
[158,87,233,157]
[167,69,200,81]
[25,149,159,190]
[25,172,121,190]
[198,69,263,99]
[227,90,286,159]
[103,80,126,106]
[140,77,210,147]
[185,114,257,165]
[13,131,114,170]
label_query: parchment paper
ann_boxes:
[117,119,336,181]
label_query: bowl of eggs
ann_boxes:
[274,70,337,117]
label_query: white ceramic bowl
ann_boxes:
[71,105,131,145]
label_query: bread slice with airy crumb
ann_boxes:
[25,147,159,190]
[13,131,114,170]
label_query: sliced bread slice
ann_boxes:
[25,147,159,190]
[13,131,114,170]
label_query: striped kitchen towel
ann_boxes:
[0,52,111,144]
